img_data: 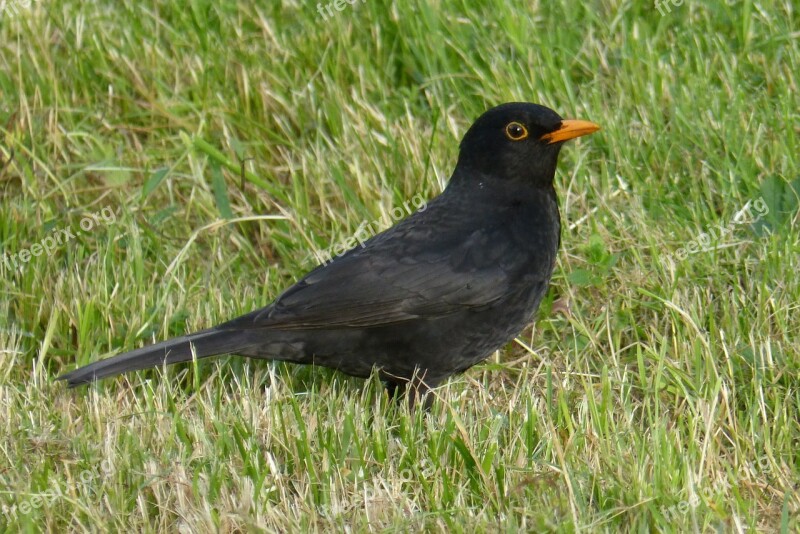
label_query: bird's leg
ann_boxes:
[384,381,401,402]
[408,386,436,411]
[405,383,429,411]
[383,370,437,410]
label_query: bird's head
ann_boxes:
[454,102,599,187]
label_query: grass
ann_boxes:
[1,0,798,531]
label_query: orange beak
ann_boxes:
[540,119,601,144]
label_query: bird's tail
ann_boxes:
[57,328,253,387]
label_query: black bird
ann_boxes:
[58,102,599,406]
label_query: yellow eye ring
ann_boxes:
[505,121,528,141]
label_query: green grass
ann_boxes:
[1,0,798,531]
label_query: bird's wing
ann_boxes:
[241,222,525,330]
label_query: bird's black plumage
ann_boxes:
[58,102,599,406]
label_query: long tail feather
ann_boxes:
[57,328,251,387]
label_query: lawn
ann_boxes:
[1,0,798,531]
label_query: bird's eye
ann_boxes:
[505,122,528,141]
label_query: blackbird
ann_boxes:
[58,102,599,406]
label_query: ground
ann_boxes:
[1,0,798,531]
